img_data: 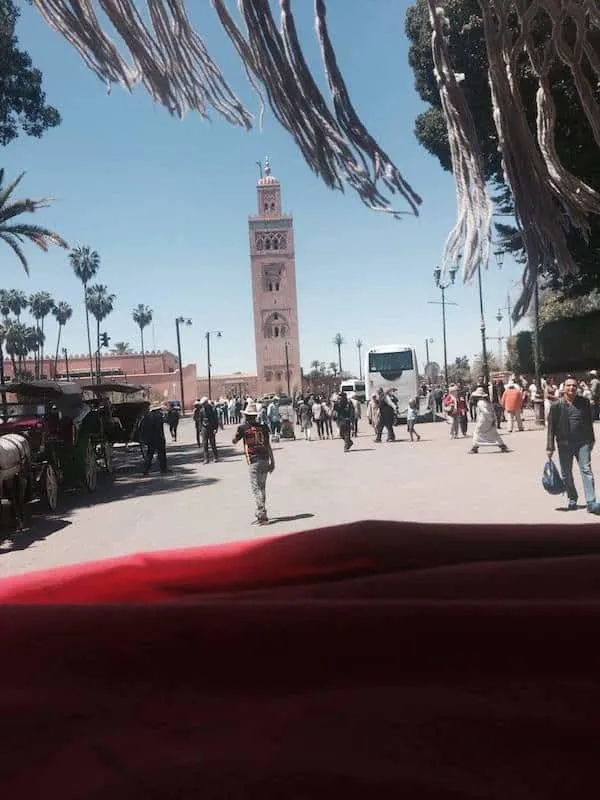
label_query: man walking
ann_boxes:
[375,388,396,443]
[232,402,275,525]
[138,404,168,476]
[266,396,281,442]
[194,397,219,464]
[501,380,524,433]
[334,391,355,452]
[547,376,600,514]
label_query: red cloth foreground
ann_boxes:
[1,520,600,798]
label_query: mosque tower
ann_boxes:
[248,158,302,396]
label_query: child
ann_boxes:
[232,402,275,525]
[407,397,421,442]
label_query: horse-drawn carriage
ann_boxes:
[0,380,101,514]
[82,383,150,457]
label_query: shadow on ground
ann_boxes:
[0,515,72,554]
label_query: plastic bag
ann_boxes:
[542,459,565,495]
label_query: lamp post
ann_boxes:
[205,330,223,401]
[175,316,192,414]
[532,265,545,425]
[430,265,458,387]
[284,341,291,397]
[424,337,434,383]
[63,347,70,380]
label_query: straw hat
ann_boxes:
[244,402,262,416]
[199,396,208,405]
[471,387,489,398]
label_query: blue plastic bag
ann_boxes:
[542,459,566,495]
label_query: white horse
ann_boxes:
[0,434,31,531]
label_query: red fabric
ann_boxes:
[1,520,600,798]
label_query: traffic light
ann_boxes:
[100,332,110,348]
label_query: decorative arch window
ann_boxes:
[268,282,273,292]
[265,238,271,250]
[265,371,273,382]
[270,202,275,212]
[273,326,280,338]
[275,371,282,381]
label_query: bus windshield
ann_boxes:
[368,350,413,377]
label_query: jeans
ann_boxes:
[558,442,596,504]
[269,420,281,438]
[339,422,353,450]
[249,460,269,520]
[201,427,218,463]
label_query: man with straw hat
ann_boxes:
[232,402,275,525]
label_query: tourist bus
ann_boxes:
[365,344,419,417]
[339,379,366,403]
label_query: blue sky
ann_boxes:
[7,0,524,377]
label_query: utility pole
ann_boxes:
[175,316,192,414]
[430,267,458,387]
[285,341,291,397]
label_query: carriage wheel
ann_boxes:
[41,464,59,513]
[104,441,115,480]
[83,439,98,492]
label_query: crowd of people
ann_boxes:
[136,368,600,521]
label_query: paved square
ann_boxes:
[1,413,599,578]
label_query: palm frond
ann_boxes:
[0,233,29,274]
[0,198,52,224]
[0,223,68,250]
[0,171,25,210]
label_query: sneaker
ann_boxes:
[253,517,269,526]
[567,500,578,511]
[499,445,509,453]
[469,447,478,454]
[587,502,600,515]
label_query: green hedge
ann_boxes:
[540,311,600,373]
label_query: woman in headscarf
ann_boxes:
[469,387,509,454]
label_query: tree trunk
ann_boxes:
[141,327,146,373]
[55,325,62,379]
[40,317,45,378]
[337,344,342,374]
[84,283,93,379]
[96,319,101,383]
[10,353,17,379]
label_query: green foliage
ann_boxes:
[538,290,600,327]
[0,0,61,146]
[446,354,471,384]
[405,0,600,294]
[0,169,67,273]
[505,331,534,376]
[539,311,600,373]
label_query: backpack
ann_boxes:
[542,459,565,495]
[443,395,455,416]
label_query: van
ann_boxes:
[339,379,366,403]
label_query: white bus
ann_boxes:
[365,344,419,417]
[339,379,366,403]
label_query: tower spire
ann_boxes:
[264,156,271,177]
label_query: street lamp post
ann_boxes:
[205,330,223,401]
[430,266,458,387]
[175,316,192,414]
[424,337,434,383]
[284,341,291,397]
[532,266,546,425]
[63,348,70,380]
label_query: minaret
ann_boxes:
[248,158,302,397]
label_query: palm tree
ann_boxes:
[0,169,68,273]
[5,321,27,377]
[52,301,73,377]
[86,284,115,382]
[111,341,132,355]
[333,332,345,373]
[69,245,100,378]
[132,304,153,373]
[26,327,44,376]
[355,338,364,380]
[329,361,339,378]
[6,289,28,320]
[29,291,54,377]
